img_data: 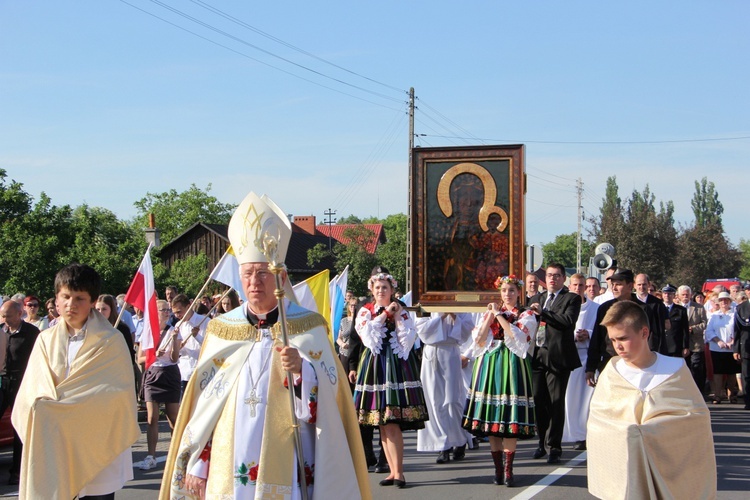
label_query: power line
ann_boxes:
[415,97,486,145]
[527,197,577,208]
[334,107,408,212]
[119,0,404,109]
[145,0,404,103]
[189,0,406,95]
[416,133,750,145]
[415,108,473,146]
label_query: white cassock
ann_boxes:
[189,331,318,500]
[563,298,599,443]
[415,313,474,452]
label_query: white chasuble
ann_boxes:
[587,357,716,500]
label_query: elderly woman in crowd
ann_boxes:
[705,291,741,403]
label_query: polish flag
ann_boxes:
[125,244,160,368]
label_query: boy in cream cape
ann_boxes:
[587,300,716,500]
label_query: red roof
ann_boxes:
[316,224,385,254]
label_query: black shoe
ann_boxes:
[472,437,480,449]
[452,445,466,461]
[532,447,547,459]
[394,478,407,488]
[494,475,503,485]
[436,450,451,464]
[374,464,391,474]
[379,478,395,486]
[573,440,587,451]
[547,449,562,464]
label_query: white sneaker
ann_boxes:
[140,455,157,470]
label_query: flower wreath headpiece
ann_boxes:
[494,274,523,290]
[369,272,398,290]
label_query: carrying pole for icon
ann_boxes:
[258,226,309,500]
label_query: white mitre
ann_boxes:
[228,192,292,265]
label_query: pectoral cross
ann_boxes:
[244,389,261,417]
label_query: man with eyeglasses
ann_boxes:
[528,263,582,464]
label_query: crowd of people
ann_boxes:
[0,191,746,498]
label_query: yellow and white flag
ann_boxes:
[293,270,331,335]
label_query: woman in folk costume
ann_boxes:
[352,266,428,489]
[463,275,538,487]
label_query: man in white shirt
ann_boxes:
[170,294,207,397]
[562,274,599,451]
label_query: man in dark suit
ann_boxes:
[528,262,582,464]
[661,284,690,358]
[0,299,40,485]
[634,274,669,353]
[734,294,750,410]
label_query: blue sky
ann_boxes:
[1,1,748,254]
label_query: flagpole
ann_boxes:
[171,249,230,332]
[178,288,234,346]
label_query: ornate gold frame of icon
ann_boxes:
[410,145,526,313]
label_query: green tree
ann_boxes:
[64,205,143,294]
[670,223,742,290]
[161,253,210,298]
[0,192,74,298]
[306,243,331,269]
[376,213,408,290]
[691,177,724,229]
[336,214,362,224]
[616,186,677,284]
[542,233,594,269]
[739,239,750,282]
[589,176,625,252]
[133,184,236,244]
[589,180,677,284]
[331,226,379,297]
[0,168,32,222]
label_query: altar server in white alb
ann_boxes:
[587,300,716,500]
[160,191,370,500]
[415,312,474,463]
[562,273,599,450]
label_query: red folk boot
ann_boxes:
[491,450,504,485]
[504,450,516,487]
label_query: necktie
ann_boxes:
[544,293,556,310]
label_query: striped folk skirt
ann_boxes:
[462,344,536,439]
[353,344,429,430]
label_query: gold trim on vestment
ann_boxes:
[206,313,329,341]
[206,381,238,497]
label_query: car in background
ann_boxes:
[702,278,743,295]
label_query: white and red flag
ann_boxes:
[125,243,160,368]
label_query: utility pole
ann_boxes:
[406,87,415,292]
[324,208,337,251]
[576,178,583,273]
